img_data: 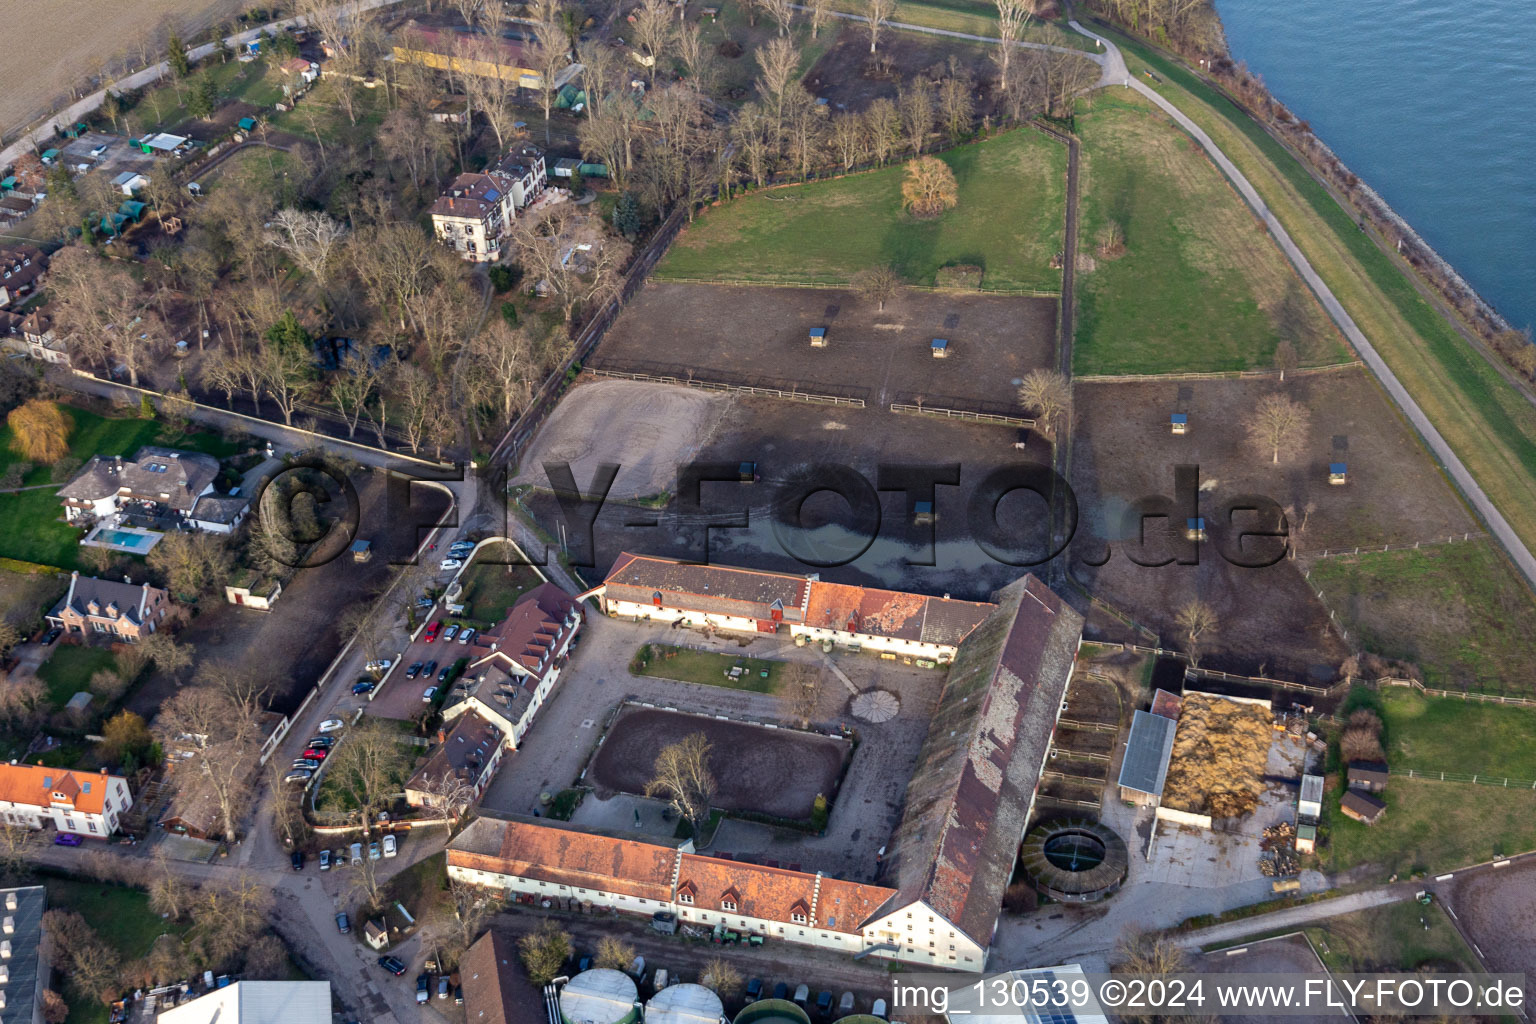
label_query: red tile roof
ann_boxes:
[450,819,679,902]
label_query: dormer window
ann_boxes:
[721,899,737,912]
[678,892,693,905]
[791,912,807,924]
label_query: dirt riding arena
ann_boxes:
[592,282,1056,414]
[587,706,851,821]
[1067,369,1473,678]
[524,385,1060,599]
[1445,860,1536,1006]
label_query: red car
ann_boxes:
[423,621,442,643]
[302,748,328,761]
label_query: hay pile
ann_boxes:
[1160,694,1273,819]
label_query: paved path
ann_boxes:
[1067,20,1536,589]
[1177,887,1403,950]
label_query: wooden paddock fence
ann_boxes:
[584,368,866,407]
[889,403,1036,426]
[1074,361,1363,384]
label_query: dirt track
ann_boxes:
[588,706,850,821]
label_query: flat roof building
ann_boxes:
[1117,709,1178,806]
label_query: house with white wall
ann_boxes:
[0,765,131,838]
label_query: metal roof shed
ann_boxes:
[1299,773,1324,821]
[1117,709,1178,804]
[930,338,949,358]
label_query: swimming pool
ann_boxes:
[99,529,158,551]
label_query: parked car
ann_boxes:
[839,992,856,1013]
[90,144,108,157]
[415,975,430,1003]
[365,658,393,674]
[772,983,789,1000]
[377,956,406,976]
[454,985,463,1005]
[349,842,363,864]
[442,624,459,642]
[422,660,438,679]
[284,770,312,784]
[54,833,82,847]
[449,539,475,552]
[816,991,833,1015]
[793,985,809,1007]
[351,680,375,695]
[437,976,450,999]
[308,736,335,749]
[319,849,331,871]
[302,748,328,761]
[439,558,463,571]
[41,627,62,645]
[745,978,763,1002]
[436,663,453,683]
[871,998,887,1019]
[382,834,397,858]
[291,758,320,770]
[335,912,350,934]
[421,686,437,703]
[406,662,425,679]
[318,718,345,733]
[416,596,434,609]
[368,841,381,861]
[291,851,304,871]
[458,627,476,646]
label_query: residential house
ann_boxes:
[57,446,222,527]
[113,171,149,196]
[46,573,171,642]
[595,551,993,660]
[1346,761,1389,793]
[0,765,131,838]
[0,245,45,307]
[188,494,250,534]
[429,171,519,263]
[157,981,332,1024]
[404,710,506,811]
[492,144,549,209]
[460,930,544,1024]
[442,582,583,750]
[278,56,320,85]
[1340,790,1386,825]
[16,310,65,364]
[0,886,47,1024]
[449,573,1085,973]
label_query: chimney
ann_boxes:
[2,893,12,911]
[437,729,447,745]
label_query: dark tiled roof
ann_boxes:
[1340,790,1385,822]
[50,574,166,627]
[881,575,1084,945]
[603,551,809,622]
[57,446,219,513]
[460,930,543,1024]
[472,582,578,682]
[1346,761,1389,783]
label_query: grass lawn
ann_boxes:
[0,403,240,571]
[1305,900,1479,973]
[1321,775,1536,877]
[1373,688,1536,780]
[36,645,119,710]
[457,549,546,624]
[1308,541,1536,694]
[631,643,785,694]
[1097,25,1536,559]
[376,850,449,921]
[1073,91,1344,374]
[269,83,389,149]
[129,58,286,134]
[657,127,1066,293]
[0,567,68,634]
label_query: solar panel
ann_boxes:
[484,189,501,201]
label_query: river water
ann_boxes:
[1217,0,1536,333]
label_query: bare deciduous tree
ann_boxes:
[155,682,262,844]
[593,935,636,970]
[700,957,744,998]
[992,0,1032,81]
[901,155,959,218]
[264,208,347,305]
[1016,368,1071,440]
[518,921,572,986]
[852,264,902,311]
[1246,392,1310,464]
[632,0,674,80]
[645,732,717,841]
[779,662,823,727]
[863,97,901,165]
[866,0,896,52]
[1174,599,1218,667]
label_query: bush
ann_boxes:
[488,264,522,293]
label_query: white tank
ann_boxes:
[645,982,725,1024]
[560,968,639,1024]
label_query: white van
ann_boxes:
[349,842,363,865]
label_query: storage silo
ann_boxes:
[644,982,725,1024]
[560,968,640,1024]
[733,999,812,1024]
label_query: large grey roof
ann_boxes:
[57,446,219,513]
[0,885,45,1017]
[1117,710,1178,796]
[881,575,1084,945]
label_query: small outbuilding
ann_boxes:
[809,326,827,347]
[1298,773,1324,821]
[553,157,581,179]
[1117,709,1178,807]
[1295,822,1317,854]
[364,919,389,950]
[1346,761,1389,793]
[1185,517,1206,541]
[237,116,258,132]
[1340,789,1385,825]
[913,500,936,526]
[1329,461,1348,485]
[350,539,373,563]
[930,338,949,358]
[113,170,149,196]
[1170,412,1188,435]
